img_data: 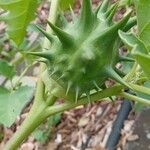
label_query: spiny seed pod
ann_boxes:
[30,0,135,102]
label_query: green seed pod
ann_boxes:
[30,0,135,101]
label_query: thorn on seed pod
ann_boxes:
[50,69,59,77]
[95,12,131,49]
[75,87,80,103]
[86,91,91,103]
[93,81,101,90]
[99,0,109,13]
[79,0,94,32]
[66,81,72,96]
[36,25,55,43]
[106,3,118,23]
[69,6,77,23]
[28,51,53,62]
[47,20,75,48]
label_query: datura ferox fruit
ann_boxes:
[30,0,135,102]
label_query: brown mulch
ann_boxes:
[14,100,135,150]
[46,101,135,150]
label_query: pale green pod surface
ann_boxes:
[31,0,136,101]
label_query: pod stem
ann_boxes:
[44,85,123,117]
[5,84,123,150]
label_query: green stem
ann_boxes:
[46,95,57,106]
[119,92,150,105]
[130,83,150,96]
[5,85,122,149]
[10,53,23,66]
[13,63,36,89]
[5,84,123,149]
[4,101,47,150]
[136,77,148,84]
[5,86,122,149]
[44,85,123,117]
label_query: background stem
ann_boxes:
[120,92,150,105]
[130,83,150,95]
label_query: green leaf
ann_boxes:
[135,1,150,50]
[0,60,15,79]
[32,130,48,143]
[119,31,150,78]
[0,0,39,45]
[133,52,150,78]
[32,113,61,143]
[60,0,75,10]
[121,59,134,74]
[135,0,150,32]
[47,113,61,127]
[119,0,133,6]
[134,81,150,111]
[0,86,34,127]
[0,86,9,94]
[118,30,148,54]
[140,22,150,50]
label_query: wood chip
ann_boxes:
[127,134,139,141]
[78,117,90,127]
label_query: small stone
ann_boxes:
[127,134,139,141]
[124,120,134,132]
[55,134,62,144]
[20,142,34,150]
[78,117,89,127]
[46,142,58,150]
[146,133,150,139]
[96,107,103,117]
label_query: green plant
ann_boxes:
[0,0,39,45]
[32,113,61,143]
[0,0,150,149]
[31,0,134,102]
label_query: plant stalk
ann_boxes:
[5,85,122,149]
[44,85,123,117]
[119,92,150,105]
[130,83,150,96]
[4,101,47,150]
